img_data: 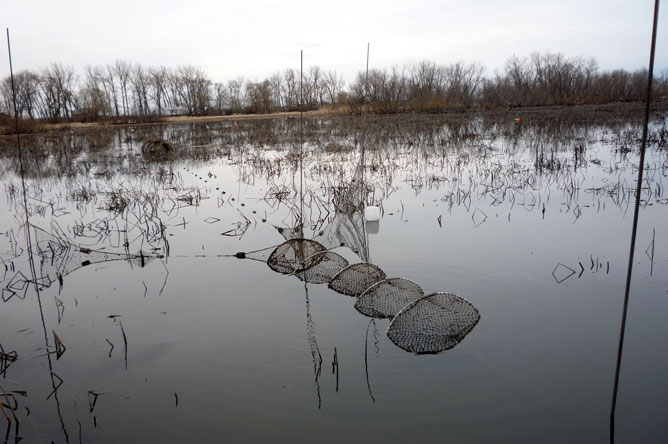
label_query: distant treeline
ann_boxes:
[1,52,667,122]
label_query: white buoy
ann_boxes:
[364,206,380,222]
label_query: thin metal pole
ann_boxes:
[610,1,660,441]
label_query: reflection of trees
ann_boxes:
[1,116,666,225]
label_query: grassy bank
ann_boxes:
[1,101,666,138]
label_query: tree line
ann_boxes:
[1,52,666,122]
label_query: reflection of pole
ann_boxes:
[304,282,322,409]
[6,28,35,283]
[362,42,370,174]
[610,1,660,442]
[6,28,71,443]
[299,50,304,237]
[361,43,370,260]
[365,43,370,108]
[364,318,376,403]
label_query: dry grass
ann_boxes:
[163,108,339,123]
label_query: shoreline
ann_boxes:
[2,102,667,138]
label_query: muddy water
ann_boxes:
[1,115,667,443]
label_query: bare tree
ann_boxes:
[174,65,211,115]
[282,69,299,110]
[321,70,344,106]
[213,82,228,114]
[245,80,273,113]
[5,70,41,118]
[80,65,111,118]
[130,64,150,115]
[113,60,132,115]
[268,72,283,110]
[104,64,120,116]
[38,63,78,121]
[226,77,245,113]
[408,60,444,111]
[363,66,407,113]
[443,61,484,107]
[148,66,169,116]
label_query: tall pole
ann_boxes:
[610,1,660,442]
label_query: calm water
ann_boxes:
[1,114,667,443]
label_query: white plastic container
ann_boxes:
[364,206,380,222]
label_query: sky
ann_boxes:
[2,0,666,85]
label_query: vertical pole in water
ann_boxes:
[610,1,660,442]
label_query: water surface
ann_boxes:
[1,114,667,443]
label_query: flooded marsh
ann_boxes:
[1,110,668,443]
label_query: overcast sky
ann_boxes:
[2,0,666,85]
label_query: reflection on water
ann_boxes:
[0,113,667,443]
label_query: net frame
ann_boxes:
[354,278,424,319]
[387,292,480,354]
[328,262,387,297]
[266,239,327,275]
[293,250,350,284]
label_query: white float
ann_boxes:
[364,206,380,222]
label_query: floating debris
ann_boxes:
[88,390,100,413]
[472,207,488,227]
[0,344,18,377]
[552,263,576,283]
[52,331,66,360]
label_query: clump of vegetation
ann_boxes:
[71,186,96,204]
[0,114,45,135]
[323,142,354,153]
[141,138,175,161]
[105,190,129,213]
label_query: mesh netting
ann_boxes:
[313,211,368,261]
[32,225,153,283]
[294,251,349,284]
[328,262,387,297]
[334,162,365,215]
[236,232,480,355]
[354,278,424,319]
[387,292,480,354]
[2,224,155,301]
[273,160,370,262]
[266,239,327,275]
